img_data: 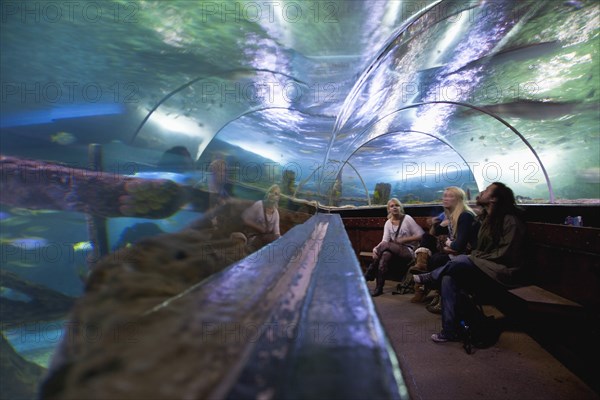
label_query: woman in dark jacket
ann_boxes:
[409,186,480,308]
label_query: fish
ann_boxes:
[577,167,600,183]
[23,225,49,234]
[50,131,77,145]
[564,0,584,10]
[1,217,29,227]
[9,208,58,216]
[0,286,33,303]
[73,241,94,252]
[5,260,39,268]
[1,237,49,249]
[8,208,35,216]
[462,100,580,120]
[443,41,563,77]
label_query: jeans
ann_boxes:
[429,255,492,337]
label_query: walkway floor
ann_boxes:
[369,282,599,400]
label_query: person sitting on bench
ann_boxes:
[413,182,526,342]
[409,187,480,308]
[365,198,424,297]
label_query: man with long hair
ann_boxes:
[414,182,526,343]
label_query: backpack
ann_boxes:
[458,293,502,354]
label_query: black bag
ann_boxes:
[458,294,501,354]
[392,272,416,295]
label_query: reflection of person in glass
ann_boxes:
[208,158,232,207]
[157,146,195,172]
[242,184,281,252]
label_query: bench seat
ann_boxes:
[509,285,582,308]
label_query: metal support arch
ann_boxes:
[324,101,555,203]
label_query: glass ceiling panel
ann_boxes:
[0,0,598,207]
[323,0,599,205]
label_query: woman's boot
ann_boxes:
[364,259,378,281]
[409,247,431,274]
[410,283,429,303]
[371,271,384,297]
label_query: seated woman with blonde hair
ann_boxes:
[242,184,281,252]
[365,198,424,297]
[409,186,480,310]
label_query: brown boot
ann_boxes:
[410,284,429,303]
[409,247,430,274]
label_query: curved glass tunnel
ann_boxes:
[0,0,599,389]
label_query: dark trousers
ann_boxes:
[430,255,496,336]
[368,242,413,292]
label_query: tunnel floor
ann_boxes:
[369,281,598,400]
